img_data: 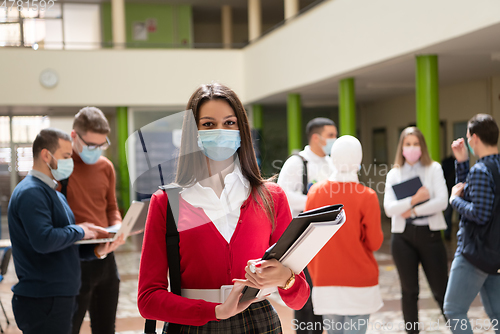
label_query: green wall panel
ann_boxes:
[102,3,192,48]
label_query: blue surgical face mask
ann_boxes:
[322,138,337,155]
[79,146,102,165]
[198,129,241,161]
[47,153,74,181]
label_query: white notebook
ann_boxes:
[75,201,146,244]
[280,210,346,274]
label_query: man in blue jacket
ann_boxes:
[8,128,122,334]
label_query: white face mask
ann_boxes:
[197,129,241,161]
[321,138,336,155]
[47,152,74,181]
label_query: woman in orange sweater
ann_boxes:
[307,135,384,334]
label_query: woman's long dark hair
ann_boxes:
[175,83,276,229]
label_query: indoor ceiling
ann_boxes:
[256,21,500,107]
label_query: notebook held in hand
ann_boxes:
[239,204,345,303]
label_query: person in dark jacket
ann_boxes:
[8,128,122,334]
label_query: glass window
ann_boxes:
[17,146,32,173]
[44,18,62,49]
[21,8,39,18]
[0,147,11,165]
[454,121,468,140]
[0,22,21,46]
[0,117,9,144]
[23,18,46,46]
[63,4,101,50]
[40,3,62,18]
[0,8,21,21]
[12,116,50,143]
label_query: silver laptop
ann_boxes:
[75,201,147,244]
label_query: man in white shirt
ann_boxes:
[277,117,337,334]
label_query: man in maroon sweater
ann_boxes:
[60,107,123,334]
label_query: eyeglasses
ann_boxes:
[77,133,111,151]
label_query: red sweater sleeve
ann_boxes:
[137,190,218,326]
[268,183,310,310]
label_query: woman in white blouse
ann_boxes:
[383,127,449,334]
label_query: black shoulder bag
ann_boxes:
[143,186,182,334]
[462,159,500,275]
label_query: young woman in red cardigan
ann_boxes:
[137,83,309,333]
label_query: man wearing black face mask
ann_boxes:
[8,128,114,334]
[58,107,124,334]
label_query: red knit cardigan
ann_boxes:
[137,182,309,326]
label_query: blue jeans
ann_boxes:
[322,314,370,334]
[444,254,500,334]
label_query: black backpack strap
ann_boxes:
[143,319,157,334]
[292,154,309,195]
[143,186,182,334]
[60,178,69,197]
[164,186,181,296]
[482,160,500,192]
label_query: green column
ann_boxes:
[416,55,440,161]
[287,94,302,154]
[252,104,263,130]
[339,78,356,136]
[116,106,130,212]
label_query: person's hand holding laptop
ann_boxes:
[78,222,110,240]
[75,201,147,244]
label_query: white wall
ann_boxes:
[49,116,74,135]
[0,48,244,106]
[244,0,500,103]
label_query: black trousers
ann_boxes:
[293,267,323,334]
[13,294,76,334]
[391,225,448,334]
[71,252,120,334]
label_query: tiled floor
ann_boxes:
[0,218,496,334]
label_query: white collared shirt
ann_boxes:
[180,162,250,243]
[277,145,333,217]
[29,169,58,190]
